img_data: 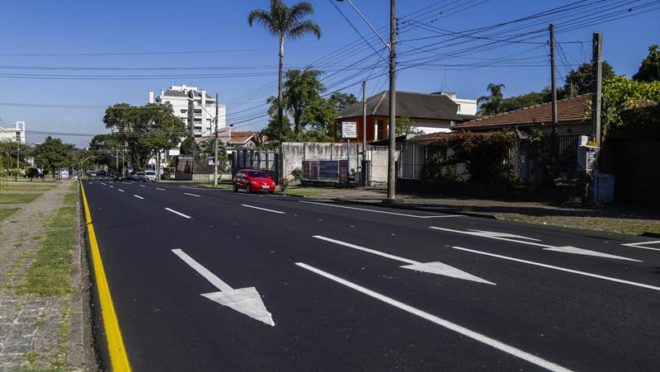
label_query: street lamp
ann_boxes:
[336,0,397,202]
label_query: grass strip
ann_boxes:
[20,190,78,296]
[1,183,57,191]
[0,208,20,222]
[0,193,42,204]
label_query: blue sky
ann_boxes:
[1,0,658,147]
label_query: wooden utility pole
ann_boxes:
[361,80,368,186]
[592,33,603,147]
[549,24,558,136]
[386,0,396,202]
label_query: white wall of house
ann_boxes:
[436,92,477,116]
[411,118,454,134]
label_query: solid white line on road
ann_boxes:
[621,240,660,252]
[117,189,124,193]
[295,262,570,372]
[133,194,144,200]
[300,201,462,219]
[240,204,285,214]
[184,192,201,198]
[429,226,641,262]
[172,249,275,326]
[180,185,209,191]
[450,246,660,293]
[156,188,166,191]
[165,207,191,219]
[313,235,494,285]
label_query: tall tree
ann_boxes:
[633,44,659,82]
[477,83,506,115]
[283,69,325,133]
[248,0,321,131]
[32,137,74,178]
[564,61,615,96]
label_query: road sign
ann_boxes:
[341,121,357,139]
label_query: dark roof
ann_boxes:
[338,91,462,121]
[458,94,591,129]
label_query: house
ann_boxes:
[0,121,26,143]
[336,91,473,143]
[456,94,592,135]
[196,129,258,153]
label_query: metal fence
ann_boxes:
[231,149,281,183]
[398,143,425,180]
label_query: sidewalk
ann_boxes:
[0,182,88,371]
[301,186,660,236]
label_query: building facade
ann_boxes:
[0,121,26,143]
[148,85,227,138]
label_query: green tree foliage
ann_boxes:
[395,116,423,136]
[633,44,659,82]
[179,137,197,156]
[248,0,321,130]
[499,89,551,112]
[283,69,325,134]
[564,61,615,96]
[103,103,185,169]
[32,137,75,177]
[602,76,660,139]
[0,141,32,171]
[477,83,506,115]
[88,133,120,168]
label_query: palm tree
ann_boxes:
[477,83,505,115]
[248,0,321,131]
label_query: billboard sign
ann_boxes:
[341,121,357,139]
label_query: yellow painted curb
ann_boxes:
[80,181,132,372]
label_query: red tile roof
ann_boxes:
[458,94,591,129]
[228,131,255,145]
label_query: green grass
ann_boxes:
[279,186,331,198]
[495,213,660,236]
[0,193,42,204]
[198,183,234,190]
[1,183,56,191]
[20,199,77,296]
[0,208,20,222]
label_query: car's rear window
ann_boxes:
[246,171,267,178]
[145,171,155,175]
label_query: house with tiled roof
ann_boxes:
[457,94,592,134]
[336,90,475,143]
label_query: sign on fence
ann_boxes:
[302,160,349,183]
[341,122,357,139]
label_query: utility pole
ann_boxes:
[592,32,603,147]
[386,0,397,202]
[115,148,119,174]
[549,24,558,162]
[362,80,367,186]
[214,93,220,186]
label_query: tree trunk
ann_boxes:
[278,35,285,131]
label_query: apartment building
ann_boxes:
[0,121,26,143]
[148,85,227,137]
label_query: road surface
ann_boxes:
[82,179,660,371]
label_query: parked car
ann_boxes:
[144,170,157,182]
[135,172,146,182]
[233,169,276,194]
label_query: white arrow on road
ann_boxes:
[171,249,275,326]
[313,236,495,285]
[429,227,641,262]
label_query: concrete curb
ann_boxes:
[323,198,498,220]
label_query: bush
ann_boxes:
[290,168,302,182]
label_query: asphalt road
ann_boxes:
[83,179,660,371]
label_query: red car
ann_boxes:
[233,169,276,194]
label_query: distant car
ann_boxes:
[233,169,276,194]
[144,170,157,182]
[89,171,97,177]
[135,172,146,182]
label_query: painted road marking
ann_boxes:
[139,185,145,188]
[180,185,209,191]
[156,188,166,191]
[450,246,660,293]
[118,189,124,193]
[109,185,114,189]
[100,182,107,186]
[296,262,571,372]
[184,192,201,198]
[429,226,640,262]
[241,204,285,214]
[122,182,130,185]
[622,240,660,252]
[313,235,494,285]
[172,249,275,326]
[165,207,191,219]
[133,195,144,200]
[80,182,132,371]
[300,201,462,219]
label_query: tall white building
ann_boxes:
[0,121,26,143]
[148,85,226,137]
